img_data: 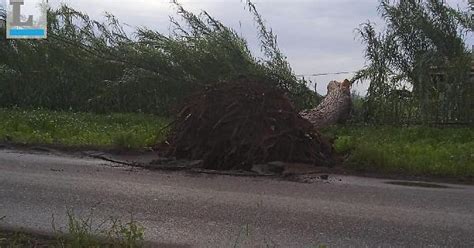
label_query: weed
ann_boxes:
[51,209,145,247]
[106,215,145,248]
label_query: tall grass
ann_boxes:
[0,108,168,149]
[0,210,145,247]
[0,1,318,115]
[325,126,474,178]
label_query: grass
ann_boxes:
[0,210,145,247]
[1,108,472,178]
[323,126,474,178]
[1,212,328,248]
[0,108,169,150]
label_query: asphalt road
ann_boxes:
[1,149,473,247]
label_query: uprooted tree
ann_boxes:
[0,1,353,170]
[162,1,354,171]
[165,79,335,171]
[300,79,353,128]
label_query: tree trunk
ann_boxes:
[300,79,352,129]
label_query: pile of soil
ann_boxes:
[164,79,334,170]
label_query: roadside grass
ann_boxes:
[1,216,327,248]
[1,108,472,178]
[55,210,145,247]
[323,126,474,178]
[0,210,144,247]
[0,108,169,150]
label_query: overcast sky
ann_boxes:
[3,0,472,94]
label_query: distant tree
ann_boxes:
[355,0,473,124]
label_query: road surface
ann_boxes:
[1,149,473,247]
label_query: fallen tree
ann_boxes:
[165,79,334,170]
[300,79,352,128]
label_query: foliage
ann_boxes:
[355,0,473,125]
[348,91,367,124]
[325,126,474,178]
[0,210,145,247]
[54,210,145,248]
[0,108,168,149]
[0,1,317,115]
[243,1,319,108]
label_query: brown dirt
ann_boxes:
[164,79,334,170]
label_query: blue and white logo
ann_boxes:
[6,0,47,39]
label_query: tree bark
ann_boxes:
[300,79,352,129]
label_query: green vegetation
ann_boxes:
[0,210,144,247]
[0,1,318,115]
[324,126,474,178]
[0,108,168,149]
[1,108,472,178]
[0,1,472,179]
[355,0,473,125]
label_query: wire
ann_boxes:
[296,71,357,77]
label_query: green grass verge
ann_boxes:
[0,108,169,150]
[1,108,472,178]
[323,126,474,178]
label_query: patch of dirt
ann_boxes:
[163,79,334,171]
[0,142,152,156]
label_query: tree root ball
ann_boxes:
[165,79,334,170]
